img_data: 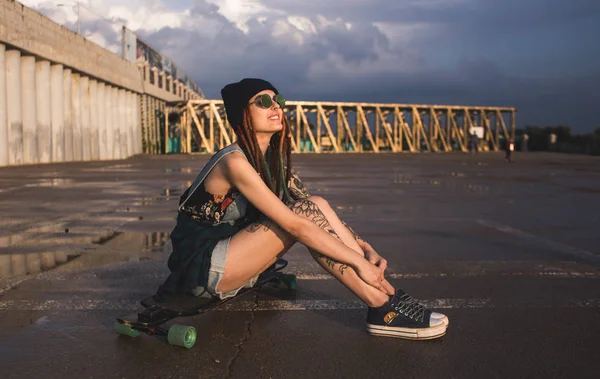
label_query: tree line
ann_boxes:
[514,125,600,155]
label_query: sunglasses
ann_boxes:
[250,93,286,109]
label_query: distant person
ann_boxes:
[505,138,514,162]
[152,78,448,340]
[470,132,479,154]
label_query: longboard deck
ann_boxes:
[116,270,293,335]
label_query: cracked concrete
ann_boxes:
[226,292,259,379]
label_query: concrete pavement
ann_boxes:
[1,151,599,378]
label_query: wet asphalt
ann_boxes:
[0,151,599,379]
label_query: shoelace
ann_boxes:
[391,294,427,322]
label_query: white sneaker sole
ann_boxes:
[366,322,447,340]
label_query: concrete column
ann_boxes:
[54,251,67,265]
[21,56,37,164]
[112,87,121,159]
[50,64,64,162]
[133,93,140,154]
[158,100,164,153]
[40,252,56,271]
[71,73,81,161]
[135,93,142,154]
[0,236,10,278]
[159,72,165,89]
[152,68,158,87]
[118,89,127,158]
[166,75,172,92]
[164,104,170,154]
[149,97,155,153]
[97,82,106,160]
[10,254,26,276]
[6,50,23,165]
[143,63,150,83]
[0,45,7,166]
[137,63,144,80]
[141,95,148,153]
[105,85,114,160]
[36,60,52,163]
[126,91,133,157]
[130,93,136,155]
[89,80,99,160]
[123,90,133,157]
[63,69,73,161]
[26,252,42,275]
[80,76,91,161]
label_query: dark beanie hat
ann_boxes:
[221,78,279,128]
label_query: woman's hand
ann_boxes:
[362,242,388,275]
[354,260,395,295]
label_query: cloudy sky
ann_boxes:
[20,0,600,133]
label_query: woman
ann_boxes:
[154,78,449,340]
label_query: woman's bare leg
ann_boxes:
[289,196,391,307]
[218,196,391,307]
[216,216,296,293]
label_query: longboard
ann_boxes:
[115,270,296,349]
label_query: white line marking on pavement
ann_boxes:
[477,219,600,264]
[0,298,487,311]
[298,272,600,280]
[23,265,600,285]
[1,298,600,311]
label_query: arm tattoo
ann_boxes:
[341,221,363,242]
[246,216,272,233]
[288,169,311,201]
[289,199,349,275]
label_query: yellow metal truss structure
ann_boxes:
[167,100,516,154]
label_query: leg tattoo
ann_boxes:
[289,199,349,275]
[342,220,363,243]
[246,216,272,233]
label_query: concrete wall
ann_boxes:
[0,0,142,93]
[0,0,203,166]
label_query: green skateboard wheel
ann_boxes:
[114,322,140,337]
[167,324,196,349]
[276,274,297,290]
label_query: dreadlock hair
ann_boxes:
[233,107,293,205]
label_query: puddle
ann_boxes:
[462,183,491,193]
[161,188,182,197]
[165,167,192,173]
[0,179,74,193]
[36,172,63,178]
[87,164,136,172]
[0,231,170,279]
[24,179,74,188]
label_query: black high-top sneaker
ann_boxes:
[366,289,448,340]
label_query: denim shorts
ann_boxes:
[191,236,259,300]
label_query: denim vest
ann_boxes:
[179,145,249,225]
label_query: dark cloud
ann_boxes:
[259,0,600,28]
[28,0,600,132]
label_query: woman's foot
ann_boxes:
[366,289,448,340]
